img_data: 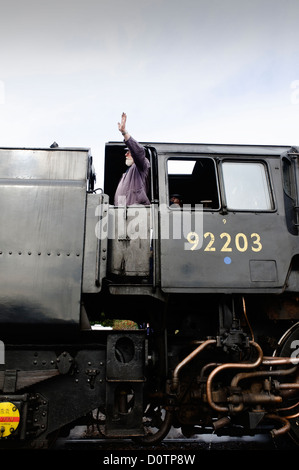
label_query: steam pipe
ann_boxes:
[231,365,298,388]
[172,339,216,392]
[266,413,291,437]
[262,356,299,365]
[278,383,299,389]
[206,341,263,413]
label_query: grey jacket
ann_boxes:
[114,136,151,205]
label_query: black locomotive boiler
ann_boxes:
[0,141,299,448]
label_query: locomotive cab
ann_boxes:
[103,142,299,295]
[158,145,298,294]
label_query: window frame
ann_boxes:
[219,158,275,213]
[166,155,221,210]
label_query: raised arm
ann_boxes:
[117,112,149,173]
[118,112,131,140]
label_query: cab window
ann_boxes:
[222,161,273,211]
[167,157,220,209]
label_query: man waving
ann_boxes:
[114,112,151,206]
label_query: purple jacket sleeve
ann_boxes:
[125,136,150,173]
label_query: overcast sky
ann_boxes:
[0,0,299,185]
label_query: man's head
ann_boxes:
[125,147,134,167]
[170,194,183,207]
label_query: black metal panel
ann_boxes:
[0,148,89,334]
[106,331,146,381]
[157,150,299,293]
[105,331,146,437]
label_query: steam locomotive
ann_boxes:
[0,140,299,448]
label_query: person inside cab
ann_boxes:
[114,112,150,206]
[170,193,183,208]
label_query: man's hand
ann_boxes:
[118,112,127,134]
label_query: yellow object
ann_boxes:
[0,402,20,438]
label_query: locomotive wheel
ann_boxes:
[275,322,299,445]
[133,403,173,445]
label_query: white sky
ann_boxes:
[0,0,299,186]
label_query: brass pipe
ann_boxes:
[172,339,216,391]
[266,413,291,437]
[242,296,254,341]
[206,341,263,413]
[263,356,299,365]
[231,366,298,388]
[285,409,299,419]
[227,393,282,406]
[213,416,231,431]
[199,362,222,380]
[279,400,299,412]
[278,383,299,389]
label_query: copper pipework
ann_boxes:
[284,409,299,419]
[213,416,231,431]
[230,365,298,388]
[227,393,282,406]
[277,383,299,389]
[172,339,216,392]
[206,341,263,413]
[266,413,291,437]
[262,356,299,366]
